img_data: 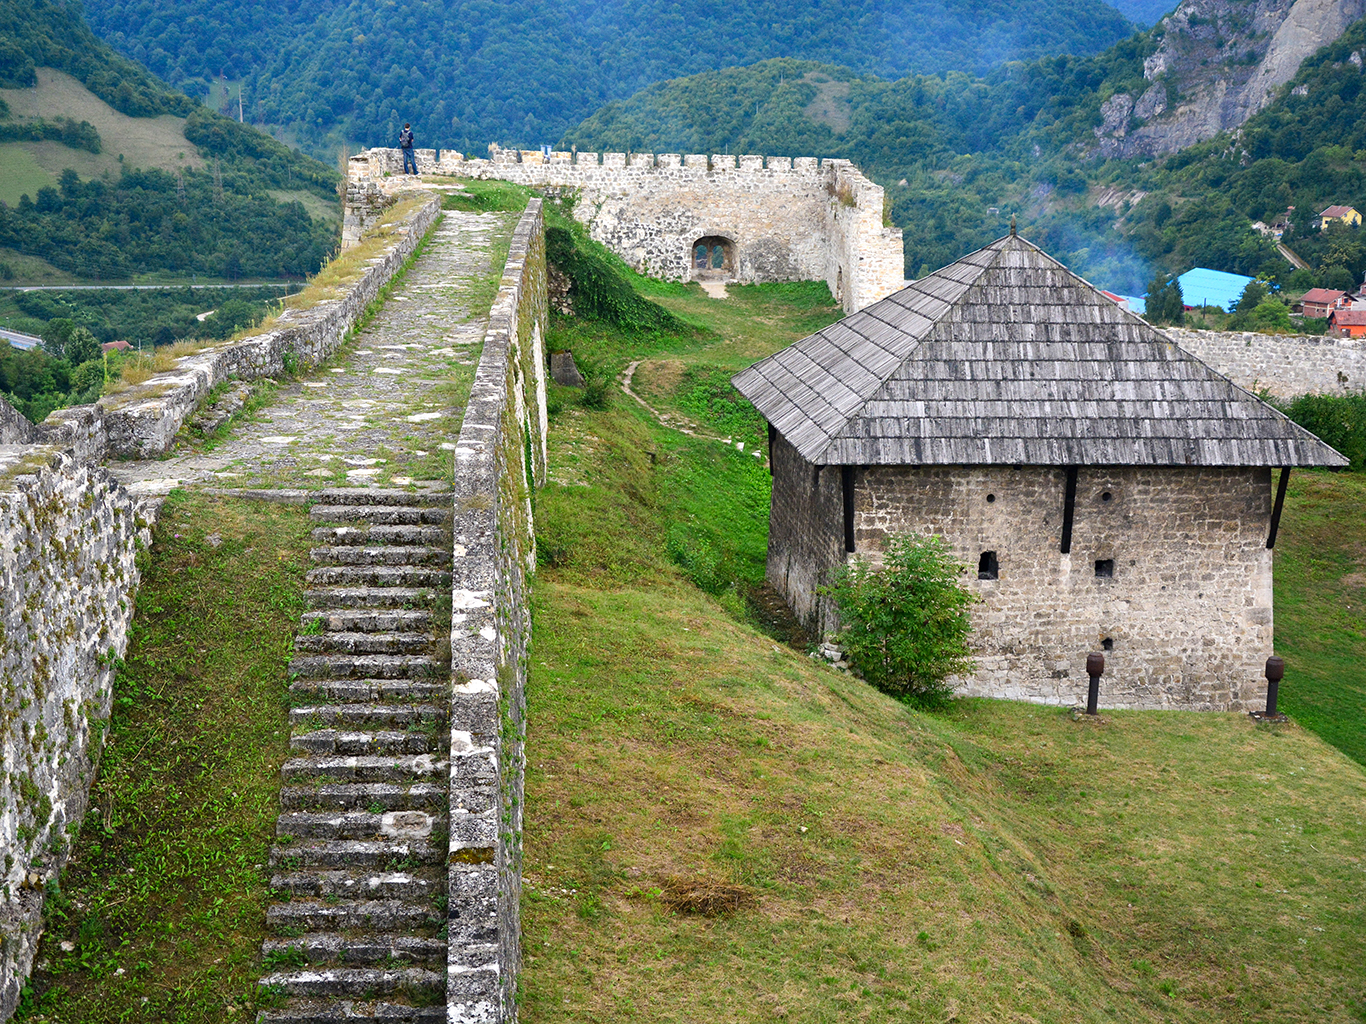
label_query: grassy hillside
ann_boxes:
[523,245,1366,1020]
[79,0,1132,157]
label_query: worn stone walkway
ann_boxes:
[108,209,516,495]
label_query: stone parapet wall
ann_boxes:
[349,147,903,313]
[37,194,442,461]
[0,448,148,1018]
[1166,326,1366,398]
[444,199,547,1022]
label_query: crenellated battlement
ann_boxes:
[347,144,903,313]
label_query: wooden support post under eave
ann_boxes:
[1267,466,1291,549]
[1060,465,1079,554]
[842,465,856,553]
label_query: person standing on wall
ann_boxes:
[399,123,417,175]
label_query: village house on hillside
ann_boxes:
[733,232,1346,712]
[1315,204,1362,230]
[1329,308,1366,337]
[1297,287,1348,318]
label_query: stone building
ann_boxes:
[733,232,1346,711]
[348,145,905,313]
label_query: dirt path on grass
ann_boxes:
[108,210,515,495]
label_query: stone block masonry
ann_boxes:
[0,448,148,1019]
[443,199,547,1021]
[1165,326,1366,399]
[350,147,905,314]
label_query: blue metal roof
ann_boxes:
[1119,294,1146,315]
[1177,268,1255,312]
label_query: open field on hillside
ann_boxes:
[0,68,202,195]
[524,268,1366,1022]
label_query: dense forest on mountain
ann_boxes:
[0,0,338,282]
[80,0,1134,156]
[563,15,1366,296]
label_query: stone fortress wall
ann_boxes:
[349,145,906,314]
[0,446,149,1019]
[1165,326,1366,399]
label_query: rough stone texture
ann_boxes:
[37,194,442,462]
[549,351,584,387]
[341,180,398,250]
[1167,326,1366,398]
[855,465,1274,711]
[0,448,148,1019]
[445,199,546,1022]
[769,451,1275,711]
[106,210,514,498]
[350,147,904,314]
[1094,0,1366,158]
[0,397,34,445]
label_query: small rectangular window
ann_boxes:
[978,551,999,580]
[1094,559,1115,578]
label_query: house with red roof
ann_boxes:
[1328,309,1366,337]
[1298,288,1348,318]
[1315,205,1362,230]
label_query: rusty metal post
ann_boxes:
[1086,652,1105,716]
[1265,656,1285,718]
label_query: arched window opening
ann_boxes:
[691,235,735,276]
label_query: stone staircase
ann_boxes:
[258,489,453,1024]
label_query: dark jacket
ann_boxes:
[399,127,414,150]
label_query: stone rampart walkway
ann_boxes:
[102,208,517,1022]
[109,209,516,495]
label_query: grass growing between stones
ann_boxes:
[1272,468,1366,767]
[16,491,312,1023]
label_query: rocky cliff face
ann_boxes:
[1093,0,1366,157]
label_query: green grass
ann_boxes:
[435,177,532,213]
[1272,469,1366,766]
[16,492,312,1023]
[0,143,58,206]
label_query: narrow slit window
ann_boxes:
[1094,559,1115,578]
[978,551,999,580]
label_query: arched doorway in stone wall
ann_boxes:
[691,236,735,276]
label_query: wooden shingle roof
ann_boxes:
[733,234,1347,468]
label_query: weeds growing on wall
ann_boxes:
[16,492,312,1023]
[822,533,978,707]
[438,178,532,213]
[543,212,684,334]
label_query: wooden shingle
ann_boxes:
[732,234,1347,468]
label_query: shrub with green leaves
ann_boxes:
[821,533,978,706]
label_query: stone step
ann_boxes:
[263,933,447,967]
[305,566,451,588]
[294,632,434,656]
[270,869,441,902]
[268,838,444,869]
[258,1003,444,1024]
[304,587,441,610]
[290,730,444,756]
[280,782,447,812]
[282,754,448,783]
[290,704,446,731]
[288,654,442,681]
[310,545,449,567]
[299,609,434,633]
[309,505,450,526]
[265,901,443,936]
[276,809,443,843]
[289,679,446,704]
[310,525,448,547]
[311,488,451,506]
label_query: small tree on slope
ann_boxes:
[821,533,978,708]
